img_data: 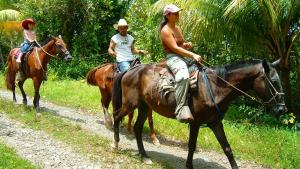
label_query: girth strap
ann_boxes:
[201,69,224,119]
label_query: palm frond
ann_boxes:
[0,9,20,22]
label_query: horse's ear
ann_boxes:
[58,35,62,39]
[262,59,270,73]
[271,59,281,69]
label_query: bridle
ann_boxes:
[35,39,69,58]
[262,71,285,105]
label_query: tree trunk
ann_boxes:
[295,58,300,114]
[280,67,293,112]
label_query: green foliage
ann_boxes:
[0,142,37,169]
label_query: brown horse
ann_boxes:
[112,59,287,169]
[86,63,160,145]
[5,36,72,112]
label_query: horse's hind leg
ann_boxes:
[134,101,152,164]
[147,111,160,146]
[127,111,134,133]
[112,104,131,149]
[100,88,112,128]
[12,85,17,102]
[18,80,27,105]
[210,122,239,169]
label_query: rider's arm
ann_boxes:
[108,40,116,57]
[131,42,147,55]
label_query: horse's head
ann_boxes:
[253,60,287,116]
[53,35,72,61]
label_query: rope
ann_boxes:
[35,40,58,58]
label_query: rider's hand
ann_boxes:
[109,51,116,57]
[183,42,193,49]
[192,54,202,63]
[139,50,148,55]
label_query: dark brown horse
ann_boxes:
[86,63,160,145]
[5,36,72,112]
[112,59,287,169]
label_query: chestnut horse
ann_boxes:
[86,63,160,145]
[112,59,287,169]
[5,36,72,112]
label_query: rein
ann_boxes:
[198,60,283,105]
[35,40,58,58]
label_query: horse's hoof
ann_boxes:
[23,100,27,105]
[142,157,153,165]
[152,138,160,146]
[110,141,118,150]
[36,112,42,118]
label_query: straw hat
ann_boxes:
[113,19,130,30]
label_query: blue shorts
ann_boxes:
[20,41,32,53]
[117,61,133,73]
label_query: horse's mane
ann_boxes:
[213,59,262,79]
[39,36,54,46]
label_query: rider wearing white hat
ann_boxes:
[108,18,147,72]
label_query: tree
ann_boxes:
[153,0,300,112]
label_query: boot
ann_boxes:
[174,78,194,123]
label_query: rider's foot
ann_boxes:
[16,58,21,63]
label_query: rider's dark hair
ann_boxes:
[159,15,168,31]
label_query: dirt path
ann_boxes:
[0,89,266,169]
[0,113,101,169]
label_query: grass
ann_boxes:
[0,73,299,168]
[0,98,171,169]
[0,142,38,169]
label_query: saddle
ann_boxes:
[157,62,201,98]
[12,48,34,76]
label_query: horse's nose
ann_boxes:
[65,54,72,61]
[278,105,288,115]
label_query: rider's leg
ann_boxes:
[16,52,23,63]
[167,55,194,123]
[117,61,132,73]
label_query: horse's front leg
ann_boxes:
[100,88,113,128]
[18,80,27,105]
[210,122,239,169]
[32,77,42,112]
[186,123,200,169]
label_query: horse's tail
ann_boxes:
[5,54,15,91]
[86,63,112,86]
[86,67,98,86]
[112,71,126,115]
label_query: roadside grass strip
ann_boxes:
[0,142,38,169]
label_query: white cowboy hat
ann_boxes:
[113,19,130,30]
